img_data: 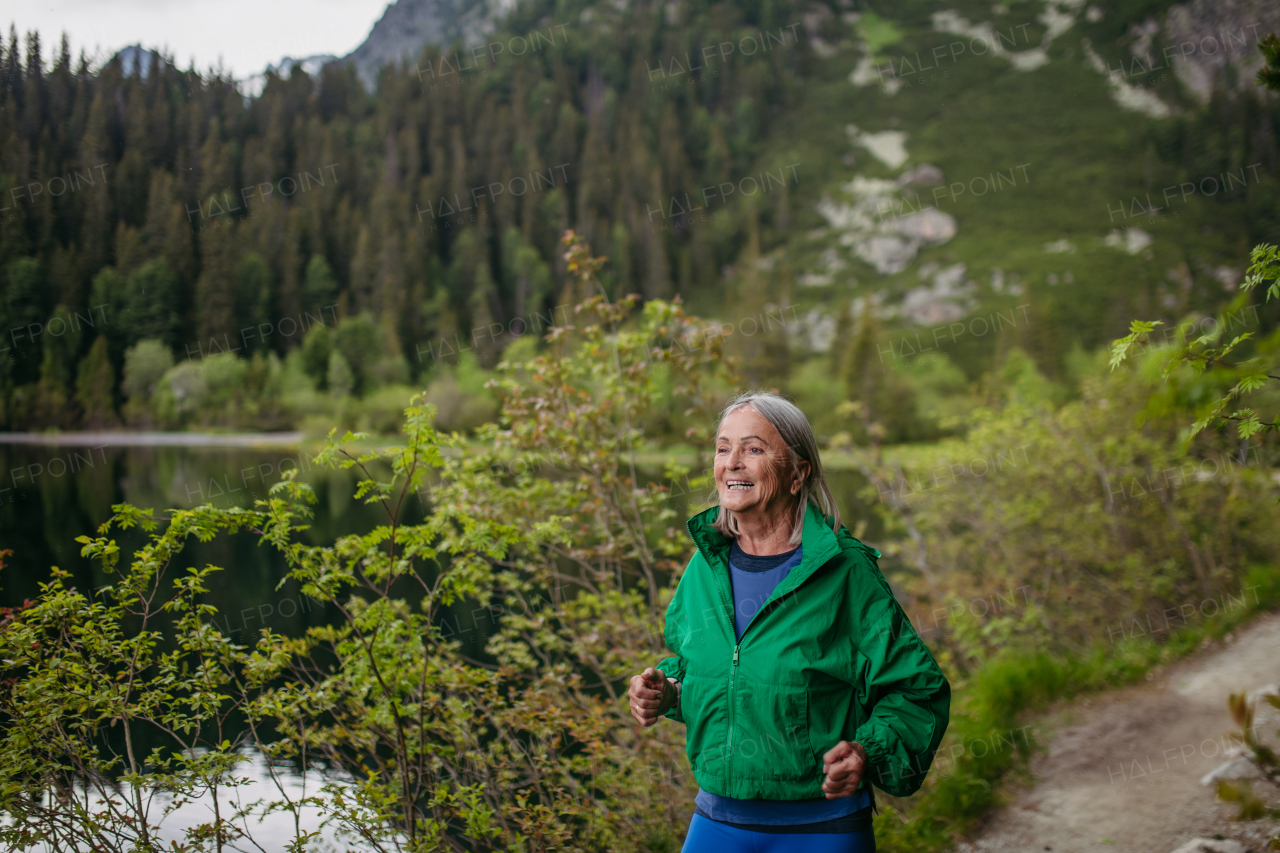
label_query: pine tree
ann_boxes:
[126,259,181,348]
[234,252,272,352]
[32,303,81,428]
[76,334,119,427]
[4,258,50,389]
[303,254,339,314]
[194,226,238,349]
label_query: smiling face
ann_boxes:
[714,405,810,522]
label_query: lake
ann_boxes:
[0,437,381,645]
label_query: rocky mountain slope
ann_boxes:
[738,0,1280,391]
[342,0,522,88]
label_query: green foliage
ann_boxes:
[1,258,47,388]
[124,259,181,348]
[421,357,500,433]
[4,5,1276,439]
[150,352,253,428]
[302,254,338,311]
[0,236,743,849]
[856,350,1280,662]
[1245,243,1280,302]
[301,323,333,389]
[326,349,354,398]
[859,12,904,54]
[121,338,175,403]
[837,305,939,443]
[332,314,385,396]
[75,335,119,428]
[1112,242,1280,442]
[89,266,128,365]
[987,347,1066,409]
[3,232,1280,850]
[27,302,84,428]
[1258,26,1280,92]
[234,253,272,352]
[848,327,1280,846]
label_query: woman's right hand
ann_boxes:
[628,667,676,726]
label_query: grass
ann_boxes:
[860,12,905,55]
[872,563,1280,852]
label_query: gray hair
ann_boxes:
[711,391,841,547]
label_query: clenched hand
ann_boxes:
[822,740,868,798]
[628,667,676,726]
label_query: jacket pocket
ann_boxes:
[681,674,729,779]
[732,679,813,781]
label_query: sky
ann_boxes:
[4,0,393,78]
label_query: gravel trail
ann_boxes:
[958,612,1280,853]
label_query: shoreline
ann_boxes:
[0,431,307,448]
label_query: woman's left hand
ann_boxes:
[821,740,868,798]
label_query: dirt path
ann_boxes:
[958,612,1280,853]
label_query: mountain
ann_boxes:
[113,45,161,79]
[342,0,522,89]
[690,0,1280,438]
[239,54,339,98]
[227,0,525,94]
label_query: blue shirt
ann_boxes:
[694,542,870,825]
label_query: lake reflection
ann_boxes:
[0,440,411,646]
[9,751,365,853]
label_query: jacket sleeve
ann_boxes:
[654,555,694,725]
[848,547,951,797]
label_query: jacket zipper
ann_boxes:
[708,558,741,791]
[707,545,805,792]
[727,642,740,786]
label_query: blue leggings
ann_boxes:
[681,813,876,853]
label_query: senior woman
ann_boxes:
[628,392,950,852]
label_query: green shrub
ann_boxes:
[421,357,500,433]
[151,351,249,427]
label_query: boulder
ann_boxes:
[1199,755,1261,787]
[1168,839,1245,853]
[897,164,944,187]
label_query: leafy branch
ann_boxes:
[1110,243,1280,440]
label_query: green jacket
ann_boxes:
[656,503,950,800]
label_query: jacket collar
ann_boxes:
[686,502,844,617]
